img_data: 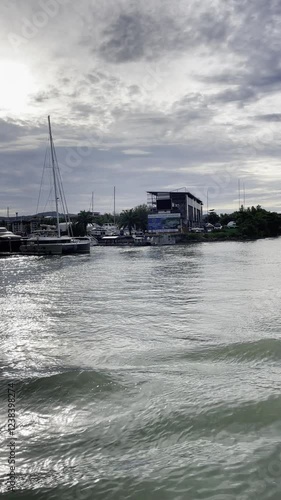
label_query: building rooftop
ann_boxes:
[147,191,203,205]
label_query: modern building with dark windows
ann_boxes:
[147,191,203,232]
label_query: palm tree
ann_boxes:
[76,210,93,235]
[119,209,136,235]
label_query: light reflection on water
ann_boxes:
[1,240,281,499]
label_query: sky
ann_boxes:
[1,0,281,216]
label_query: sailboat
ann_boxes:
[20,116,90,255]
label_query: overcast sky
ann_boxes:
[1,0,281,216]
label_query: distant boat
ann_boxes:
[87,223,119,240]
[20,116,90,256]
[102,223,120,235]
[0,227,22,254]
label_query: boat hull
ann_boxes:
[72,238,91,253]
[20,237,90,255]
[0,238,22,254]
[20,241,63,255]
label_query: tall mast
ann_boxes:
[238,179,241,211]
[48,115,60,238]
[113,186,116,225]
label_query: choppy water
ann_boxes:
[1,239,281,500]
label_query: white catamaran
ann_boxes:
[20,116,90,255]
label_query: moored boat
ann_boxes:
[20,235,90,255]
[0,227,22,254]
[20,116,90,256]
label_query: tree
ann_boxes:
[220,212,237,226]
[94,213,115,226]
[118,204,150,234]
[223,205,281,239]
[133,204,149,232]
[119,209,136,235]
[206,211,220,225]
[74,210,93,236]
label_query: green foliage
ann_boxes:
[74,210,93,236]
[220,206,281,239]
[204,229,238,240]
[93,213,115,226]
[119,209,135,235]
[205,211,220,225]
[72,205,149,236]
[220,212,237,226]
[180,230,239,243]
[133,204,150,232]
[119,204,150,233]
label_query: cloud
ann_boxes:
[255,114,281,122]
[98,3,231,64]
[31,87,60,103]
[122,149,151,155]
[0,119,26,143]
[1,0,281,215]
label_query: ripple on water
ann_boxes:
[1,241,281,499]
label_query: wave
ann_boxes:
[107,394,281,454]
[0,369,122,402]
[178,338,281,363]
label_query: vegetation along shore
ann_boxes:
[74,204,281,242]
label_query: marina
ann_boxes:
[1,1,281,498]
[9,116,91,257]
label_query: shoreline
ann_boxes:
[177,232,281,244]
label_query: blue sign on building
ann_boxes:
[148,214,181,233]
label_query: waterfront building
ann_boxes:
[147,191,203,232]
[10,218,39,235]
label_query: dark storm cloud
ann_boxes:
[99,13,154,62]
[98,5,230,63]
[211,0,281,92]
[188,0,281,109]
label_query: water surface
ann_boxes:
[1,239,281,499]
